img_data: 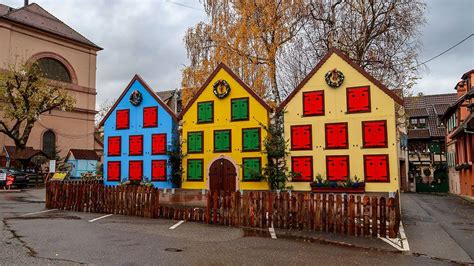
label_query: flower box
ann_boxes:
[310,185,365,193]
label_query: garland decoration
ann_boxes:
[213,80,231,99]
[325,68,345,88]
[130,90,143,106]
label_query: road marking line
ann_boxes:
[269,227,277,239]
[88,214,113,223]
[379,221,409,251]
[21,209,57,217]
[169,220,185,230]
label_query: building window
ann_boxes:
[290,125,312,150]
[107,136,121,156]
[129,135,143,156]
[152,134,167,155]
[364,155,390,182]
[242,128,260,151]
[214,130,231,152]
[151,160,167,181]
[326,156,349,181]
[291,156,313,181]
[42,130,56,158]
[362,120,388,148]
[303,90,324,116]
[143,106,158,128]
[36,57,71,83]
[325,123,348,149]
[129,160,143,181]
[187,131,203,153]
[409,117,427,129]
[116,109,130,129]
[187,159,203,181]
[242,158,262,181]
[231,98,249,121]
[197,101,213,123]
[107,161,121,181]
[347,86,370,113]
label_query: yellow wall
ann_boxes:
[283,53,399,192]
[181,68,269,190]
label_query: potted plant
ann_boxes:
[310,174,365,193]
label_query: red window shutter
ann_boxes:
[129,161,143,181]
[325,123,348,149]
[291,156,313,181]
[107,161,121,181]
[326,156,349,181]
[152,134,167,155]
[107,136,121,156]
[143,106,158,128]
[152,160,167,181]
[362,120,387,148]
[364,155,390,182]
[129,135,143,155]
[347,86,370,113]
[116,109,129,129]
[290,125,312,150]
[303,91,324,116]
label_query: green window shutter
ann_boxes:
[243,158,261,180]
[242,128,260,151]
[197,102,213,123]
[188,132,203,153]
[187,159,203,180]
[231,98,249,121]
[214,130,231,152]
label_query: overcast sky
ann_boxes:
[2,0,473,106]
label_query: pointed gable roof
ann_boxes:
[0,3,101,50]
[179,63,272,119]
[98,75,178,127]
[279,48,403,111]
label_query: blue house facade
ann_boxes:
[65,149,99,178]
[99,75,178,188]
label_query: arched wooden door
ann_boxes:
[209,158,236,191]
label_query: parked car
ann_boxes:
[0,168,29,188]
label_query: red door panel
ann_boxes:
[107,161,120,181]
[362,120,387,148]
[129,135,143,155]
[152,160,167,181]
[116,109,129,129]
[303,91,324,116]
[325,123,348,149]
[327,156,349,181]
[347,86,370,113]
[152,134,167,155]
[291,156,313,181]
[129,161,143,181]
[107,136,121,156]
[143,106,158,128]
[291,125,312,150]
[364,155,389,182]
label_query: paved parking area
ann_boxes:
[0,189,456,265]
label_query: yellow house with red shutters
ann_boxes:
[179,63,272,191]
[279,49,403,193]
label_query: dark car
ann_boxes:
[0,168,29,188]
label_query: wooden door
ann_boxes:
[209,158,236,191]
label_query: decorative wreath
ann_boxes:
[325,69,345,88]
[129,90,143,106]
[213,80,231,99]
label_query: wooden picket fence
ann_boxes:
[45,180,401,238]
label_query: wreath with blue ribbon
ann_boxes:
[130,90,143,106]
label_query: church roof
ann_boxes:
[0,3,101,50]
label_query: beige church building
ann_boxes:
[0,2,102,166]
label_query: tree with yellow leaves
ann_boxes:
[183,0,425,102]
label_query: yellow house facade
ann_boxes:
[180,63,272,191]
[279,49,403,193]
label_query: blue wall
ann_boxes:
[103,78,177,188]
[67,159,97,178]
